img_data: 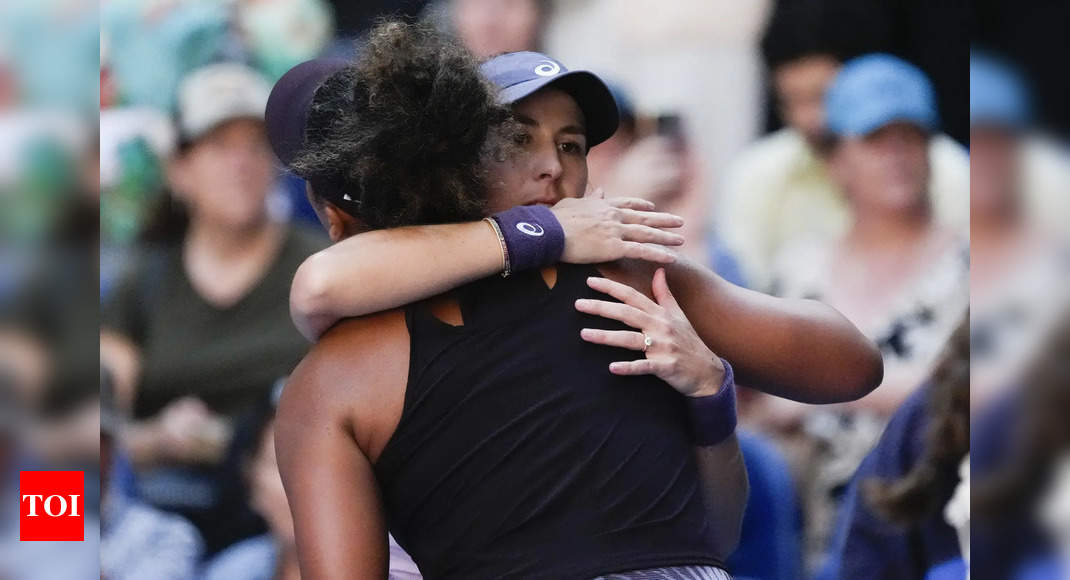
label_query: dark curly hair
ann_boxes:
[973,306,1070,521]
[293,19,514,229]
[862,313,970,525]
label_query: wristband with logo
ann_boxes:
[490,205,565,274]
[686,358,738,446]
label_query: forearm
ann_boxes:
[693,434,748,559]
[685,359,747,558]
[291,221,502,339]
[668,258,883,403]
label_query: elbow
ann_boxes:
[290,253,335,335]
[843,339,884,402]
[808,300,885,403]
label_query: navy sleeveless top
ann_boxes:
[373,264,722,579]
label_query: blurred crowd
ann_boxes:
[0,0,1068,579]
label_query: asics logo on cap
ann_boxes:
[516,222,545,236]
[534,61,561,77]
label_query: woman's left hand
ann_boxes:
[576,268,725,398]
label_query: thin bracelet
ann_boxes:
[483,217,511,277]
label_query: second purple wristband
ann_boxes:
[685,358,738,447]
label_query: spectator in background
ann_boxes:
[200,393,300,580]
[101,371,202,580]
[100,63,325,554]
[768,54,968,412]
[544,0,771,207]
[972,309,1070,580]
[819,316,968,580]
[98,107,176,294]
[447,0,548,59]
[968,50,1068,412]
[749,54,968,569]
[102,0,232,111]
[202,385,422,580]
[587,86,731,271]
[0,372,100,580]
[236,0,335,82]
[717,1,969,290]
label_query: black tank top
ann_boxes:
[374,264,722,579]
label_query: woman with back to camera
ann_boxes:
[272,21,882,579]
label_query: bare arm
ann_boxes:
[275,357,390,580]
[291,221,504,340]
[293,206,881,403]
[694,435,748,559]
[290,196,684,340]
[661,257,884,403]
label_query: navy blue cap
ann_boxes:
[825,53,939,137]
[480,51,620,147]
[265,57,349,168]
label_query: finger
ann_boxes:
[580,328,647,351]
[608,359,658,375]
[620,242,677,264]
[651,267,680,310]
[618,208,684,228]
[607,197,656,211]
[574,298,652,329]
[583,186,604,199]
[586,276,659,312]
[621,224,685,246]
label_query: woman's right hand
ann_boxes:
[551,189,685,265]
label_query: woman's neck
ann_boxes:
[182,217,286,308]
[971,209,1023,251]
[845,206,932,249]
[185,217,276,259]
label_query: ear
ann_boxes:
[323,202,365,242]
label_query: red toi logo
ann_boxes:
[19,471,84,541]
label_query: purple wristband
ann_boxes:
[490,205,565,273]
[686,358,738,446]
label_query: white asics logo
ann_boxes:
[516,222,545,236]
[534,61,561,77]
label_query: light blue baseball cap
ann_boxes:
[970,51,1030,129]
[825,53,939,137]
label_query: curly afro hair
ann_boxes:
[292,19,514,230]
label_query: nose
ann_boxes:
[531,142,563,183]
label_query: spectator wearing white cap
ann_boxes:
[99,62,325,554]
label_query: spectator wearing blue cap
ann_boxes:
[967,50,1065,413]
[717,5,968,292]
[750,53,969,568]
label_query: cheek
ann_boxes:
[563,157,588,198]
[484,160,524,212]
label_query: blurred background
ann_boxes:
[0,0,1067,578]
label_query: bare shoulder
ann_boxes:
[278,309,410,461]
[600,256,725,300]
